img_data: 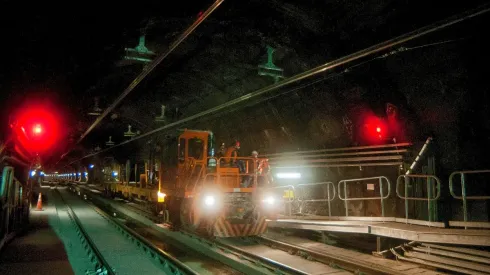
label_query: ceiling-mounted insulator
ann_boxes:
[155,104,166,122]
[124,125,137,137]
[105,136,115,146]
[258,45,284,83]
[124,35,156,63]
[88,98,103,116]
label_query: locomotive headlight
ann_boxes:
[263,195,276,205]
[204,195,216,206]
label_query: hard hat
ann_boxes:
[235,141,240,148]
[251,150,258,156]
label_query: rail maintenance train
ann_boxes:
[107,129,278,237]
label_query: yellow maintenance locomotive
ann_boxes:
[108,129,277,237]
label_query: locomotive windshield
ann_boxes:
[188,138,204,160]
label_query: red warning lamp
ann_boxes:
[33,124,42,134]
[12,106,61,153]
[376,126,382,139]
[361,115,388,144]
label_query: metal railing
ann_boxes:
[296,182,336,216]
[338,176,391,217]
[449,170,490,227]
[396,174,441,223]
[264,143,411,169]
[212,156,270,189]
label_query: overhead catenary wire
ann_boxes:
[57,0,224,165]
[68,3,490,164]
[230,36,470,112]
[71,1,225,146]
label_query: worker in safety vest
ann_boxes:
[257,154,273,186]
[224,141,246,173]
[224,141,240,166]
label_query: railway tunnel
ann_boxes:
[2,1,490,274]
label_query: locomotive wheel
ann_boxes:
[167,197,182,229]
[180,198,202,231]
[179,199,189,227]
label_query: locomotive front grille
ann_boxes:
[223,192,254,221]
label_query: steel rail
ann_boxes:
[257,236,396,275]
[68,3,490,164]
[208,236,309,275]
[66,185,199,275]
[89,204,199,275]
[58,0,224,163]
[54,188,116,275]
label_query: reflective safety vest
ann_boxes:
[224,147,238,164]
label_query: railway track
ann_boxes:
[94,197,316,274]
[72,186,242,274]
[54,186,197,275]
[74,184,350,274]
[52,187,115,275]
[72,183,449,275]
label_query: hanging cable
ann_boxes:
[135,35,467,126]
[57,0,224,165]
[75,1,224,145]
[67,3,490,165]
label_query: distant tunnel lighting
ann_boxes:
[112,171,118,176]
[89,164,94,169]
[30,171,36,177]
[276,172,301,179]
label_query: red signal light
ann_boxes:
[361,115,388,144]
[33,124,42,134]
[13,106,60,153]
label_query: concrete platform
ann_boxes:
[0,189,74,275]
[268,219,490,246]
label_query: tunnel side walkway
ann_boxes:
[0,188,75,275]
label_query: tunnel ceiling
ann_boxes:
[36,0,490,170]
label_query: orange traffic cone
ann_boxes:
[36,193,43,211]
